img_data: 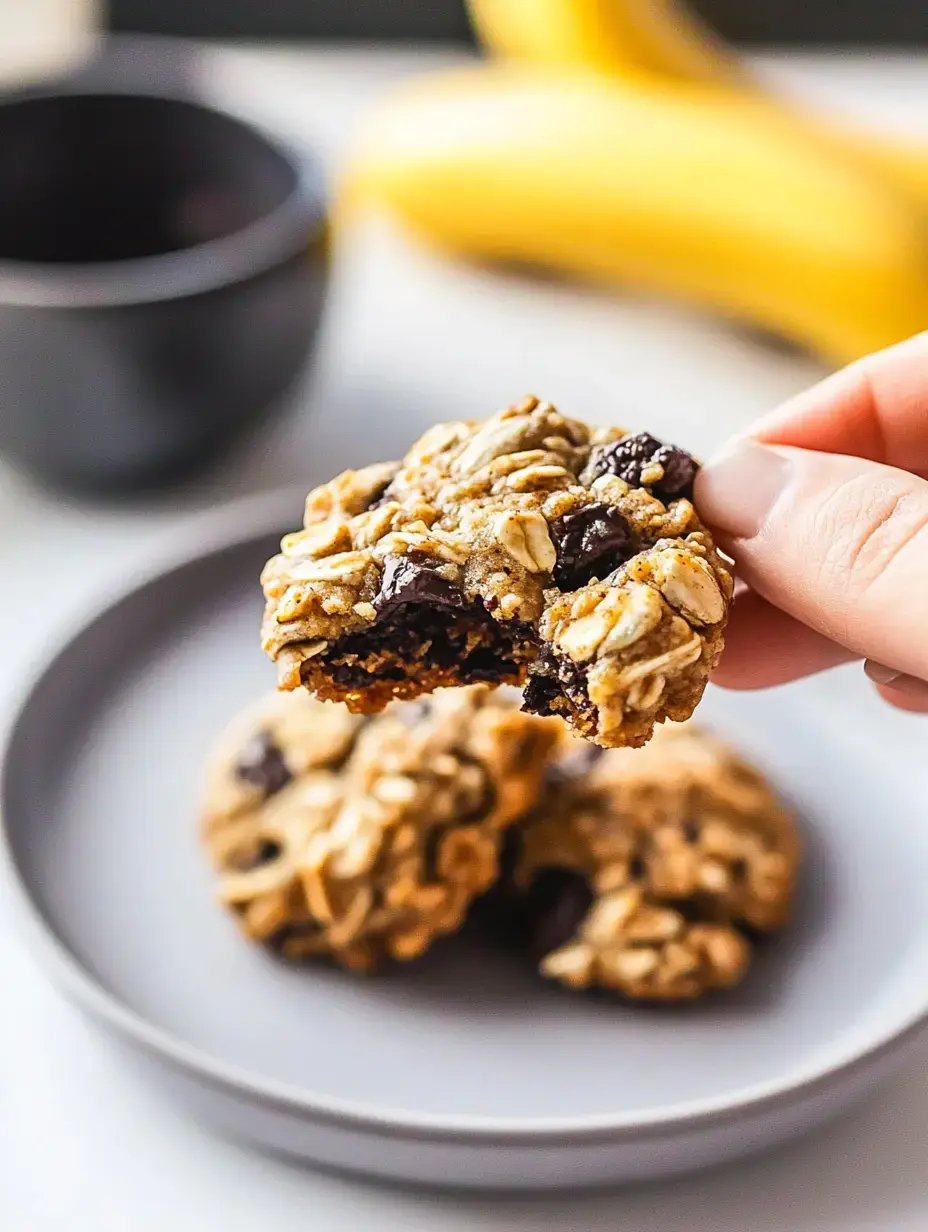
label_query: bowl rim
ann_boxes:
[3,486,928,1146]
[0,89,326,309]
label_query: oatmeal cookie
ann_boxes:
[508,723,799,1000]
[260,397,732,749]
[202,690,366,949]
[202,686,559,971]
[202,689,362,835]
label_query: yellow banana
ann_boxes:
[467,0,928,213]
[466,0,739,84]
[345,67,928,363]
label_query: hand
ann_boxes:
[695,331,928,713]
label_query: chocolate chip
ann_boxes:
[235,731,292,797]
[524,869,594,959]
[584,432,698,502]
[550,503,638,590]
[373,552,467,617]
[681,820,700,844]
[316,605,534,693]
[629,855,646,880]
[521,672,563,718]
[654,445,699,502]
[522,650,595,726]
[669,899,703,924]
[423,827,444,882]
[252,839,283,867]
[230,838,283,872]
[498,828,520,881]
[265,920,322,957]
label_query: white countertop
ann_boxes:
[2,42,928,1231]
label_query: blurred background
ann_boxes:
[1,0,927,508]
[1,0,926,682]
[108,1,928,43]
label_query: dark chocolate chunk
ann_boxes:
[521,672,564,718]
[550,502,638,590]
[229,838,283,873]
[373,552,467,617]
[423,827,444,883]
[235,731,292,797]
[584,432,698,502]
[255,838,283,863]
[653,444,699,502]
[315,604,534,693]
[265,920,323,958]
[523,869,594,959]
[466,832,529,945]
[668,899,703,925]
[681,820,700,844]
[522,650,595,726]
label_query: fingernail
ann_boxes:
[864,659,901,686]
[695,441,792,539]
[865,662,928,704]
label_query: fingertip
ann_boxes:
[702,442,928,682]
[712,588,857,690]
[694,441,792,542]
[872,675,928,714]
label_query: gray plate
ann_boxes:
[4,491,928,1190]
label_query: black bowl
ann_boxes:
[0,87,328,494]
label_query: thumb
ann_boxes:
[695,442,928,681]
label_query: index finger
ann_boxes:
[746,331,928,475]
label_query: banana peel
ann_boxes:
[344,66,928,363]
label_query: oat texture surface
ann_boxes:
[509,722,799,1000]
[261,397,733,748]
[202,686,559,970]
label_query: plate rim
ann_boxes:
[3,486,927,1145]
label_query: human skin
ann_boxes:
[696,331,928,714]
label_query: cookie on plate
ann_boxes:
[507,722,799,1000]
[260,396,732,749]
[202,686,559,971]
[201,690,365,949]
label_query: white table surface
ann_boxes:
[2,42,928,1231]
